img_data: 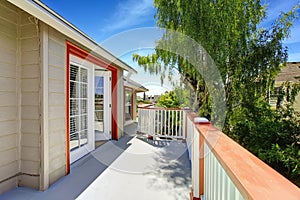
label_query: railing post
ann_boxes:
[182,111,186,141]
[194,117,209,197]
[192,124,200,199]
[199,127,204,196]
[189,117,210,200]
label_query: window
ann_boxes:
[125,88,133,121]
[70,64,88,151]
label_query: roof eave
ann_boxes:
[8,0,137,73]
[124,77,148,92]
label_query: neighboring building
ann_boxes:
[145,94,160,103]
[0,0,139,193]
[270,62,300,111]
[124,77,148,126]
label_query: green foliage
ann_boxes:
[173,85,193,108]
[228,97,300,186]
[259,143,300,186]
[156,91,180,108]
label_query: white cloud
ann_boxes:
[100,0,155,33]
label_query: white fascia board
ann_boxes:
[124,78,148,92]
[8,0,136,73]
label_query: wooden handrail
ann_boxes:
[138,107,185,111]
[196,123,300,199]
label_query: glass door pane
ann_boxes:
[95,76,104,133]
[94,70,111,141]
[125,89,133,121]
[69,64,89,151]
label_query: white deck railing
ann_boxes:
[137,108,186,139]
[138,108,300,200]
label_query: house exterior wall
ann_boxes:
[0,0,127,193]
[19,10,41,189]
[118,68,124,138]
[0,0,41,192]
[47,27,67,185]
[0,0,20,193]
[132,91,137,121]
[44,26,126,186]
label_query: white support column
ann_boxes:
[40,23,49,190]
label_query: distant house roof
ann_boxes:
[276,62,300,82]
[124,77,148,92]
[8,0,137,73]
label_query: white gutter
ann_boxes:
[7,0,137,73]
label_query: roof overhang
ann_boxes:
[8,0,137,73]
[124,78,148,93]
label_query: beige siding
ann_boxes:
[0,77,17,91]
[0,121,18,137]
[49,166,65,185]
[0,0,19,193]
[0,162,18,183]
[132,92,137,121]
[0,148,18,167]
[0,2,18,24]
[0,0,46,192]
[0,62,17,78]
[0,178,18,194]
[0,134,17,152]
[118,68,124,138]
[0,17,17,37]
[21,160,40,175]
[18,174,39,189]
[48,27,67,185]
[19,10,40,189]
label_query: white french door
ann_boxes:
[69,62,94,163]
[94,70,111,141]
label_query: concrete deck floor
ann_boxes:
[0,123,191,200]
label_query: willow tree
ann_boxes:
[133,0,298,126]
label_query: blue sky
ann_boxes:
[41,0,300,95]
[41,0,156,41]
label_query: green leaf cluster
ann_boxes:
[228,94,300,186]
[156,91,180,108]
